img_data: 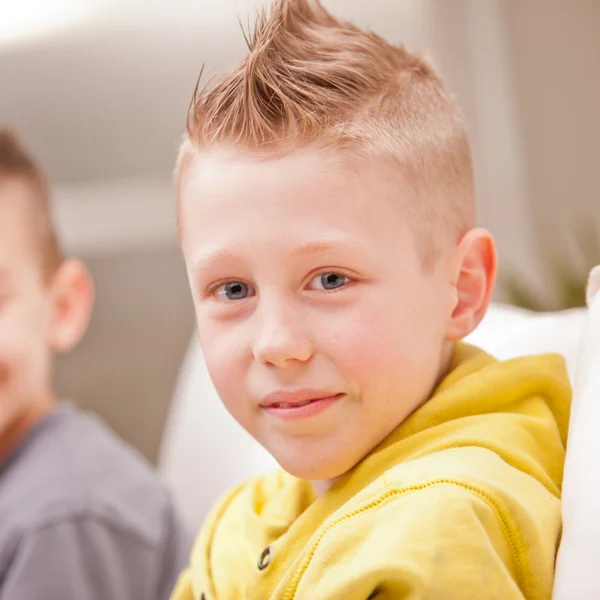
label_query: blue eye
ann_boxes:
[216,281,254,301]
[309,272,351,291]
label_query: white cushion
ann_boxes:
[465,304,586,379]
[553,266,600,600]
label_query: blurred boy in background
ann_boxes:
[0,130,192,600]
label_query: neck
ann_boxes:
[0,394,56,467]
[311,476,340,498]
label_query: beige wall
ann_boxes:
[425,0,599,307]
[55,249,195,463]
[500,0,600,294]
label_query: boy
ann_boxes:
[0,130,192,600]
[171,1,571,598]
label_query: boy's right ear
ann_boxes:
[444,228,497,342]
[47,259,95,353]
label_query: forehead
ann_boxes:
[179,148,410,253]
[185,148,350,206]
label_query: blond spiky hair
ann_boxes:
[177,0,475,266]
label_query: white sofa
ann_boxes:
[158,266,600,599]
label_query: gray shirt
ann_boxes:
[0,403,193,600]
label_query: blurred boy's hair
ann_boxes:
[0,130,62,281]
[176,0,475,268]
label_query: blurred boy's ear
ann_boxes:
[444,228,497,342]
[47,259,95,353]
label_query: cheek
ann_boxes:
[0,322,26,388]
[0,312,51,397]
[0,345,27,403]
[197,318,250,411]
[323,294,443,396]
[0,323,49,428]
[319,301,413,376]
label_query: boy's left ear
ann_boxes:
[444,228,497,341]
[47,259,95,353]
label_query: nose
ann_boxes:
[252,298,313,368]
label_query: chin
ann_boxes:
[275,451,353,482]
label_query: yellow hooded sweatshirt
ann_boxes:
[171,345,571,600]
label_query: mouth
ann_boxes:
[260,390,344,420]
[269,397,326,409]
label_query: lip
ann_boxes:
[260,389,344,420]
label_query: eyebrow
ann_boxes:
[289,239,358,258]
[192,237,365,272]
[191,248,241,272]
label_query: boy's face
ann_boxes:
[0,179,93,441]
[0,181,55,434]
[180,149,455,481]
